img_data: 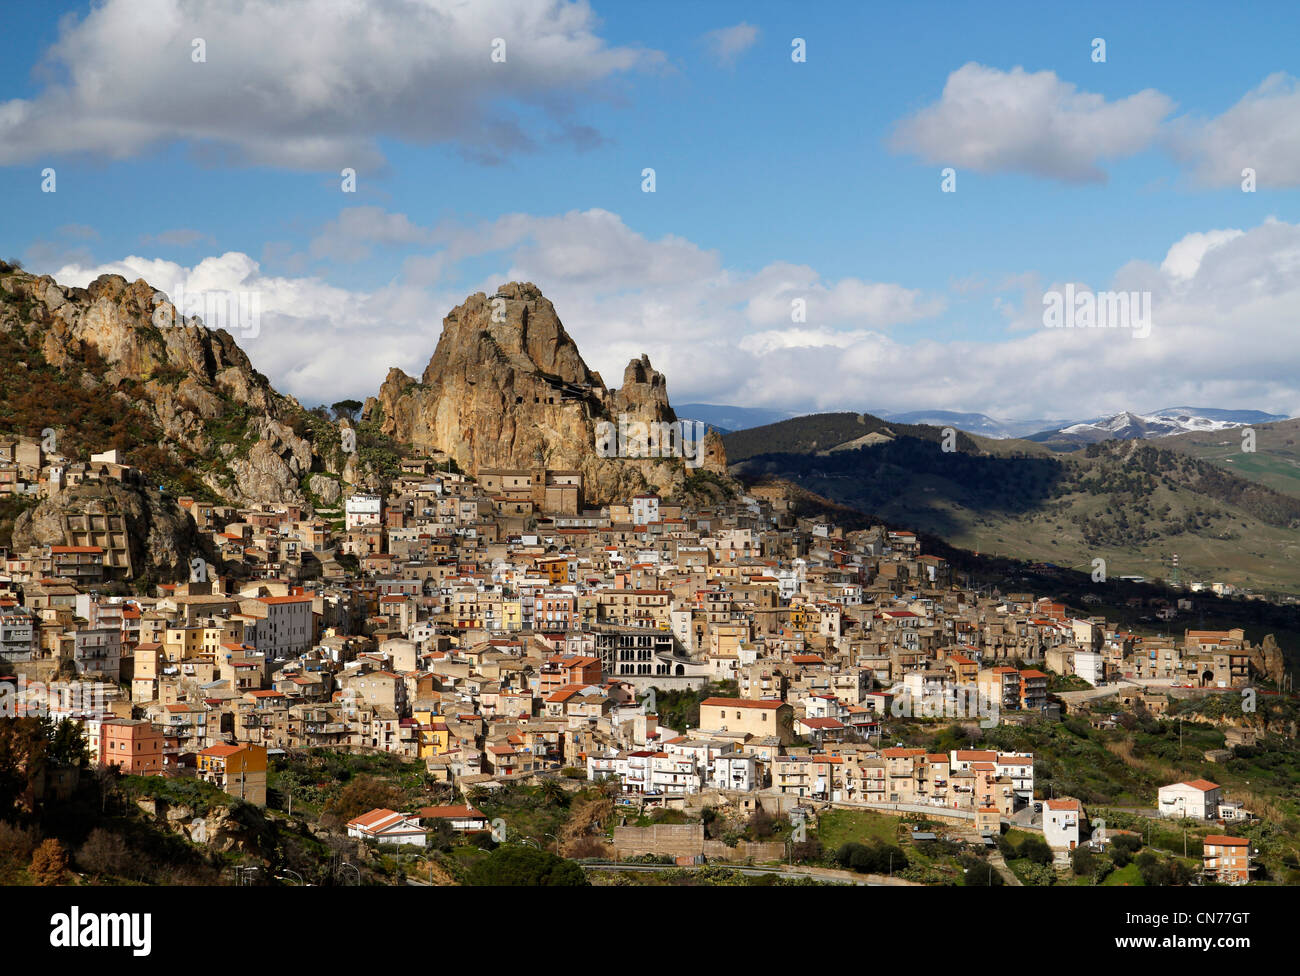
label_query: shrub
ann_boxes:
[1018,861,1058,886]
[840,841,908,874]
[29,839,67,885]
[1071,845,1097,876]
[467,845,589,886]
[0,821,37,867]
[1018,835,1054,865]
[77,828,131,877]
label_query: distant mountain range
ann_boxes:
[879,410,1067,440]
[1027,407,1290,447]
[674,403,795,433]
[721,409,1300,594]
[681,401,1292,443]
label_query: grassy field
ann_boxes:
[1100,862,1145,885]
[814,809,902,851]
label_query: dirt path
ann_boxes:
[987,847,1023,886]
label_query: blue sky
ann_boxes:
[2,0,1298,421]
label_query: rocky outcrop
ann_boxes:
[1248,634,1288,687]
[700,428,728,475]
[12,480,212,582]
[1,264,737,511]
[373,282,709,504]
[0,263,328,507]
[134,798,262,855]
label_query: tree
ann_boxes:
[838,841,907,874]
[1071,845,1097,877]
[332,400,363,422]
[322,775,405,827]
[48,718,89,768]
[467,845,589,886]
[0,821,37,864]
[1018,835,1054,865]
[29,838,67,885]
[538,779,567,807]
[77,828,131,877]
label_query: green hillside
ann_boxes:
[728,418,1300,595]
[1162,418,1300,500]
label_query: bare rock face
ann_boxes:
[12,480,212,582]
[1248,634,1287,686]
[374,283,692,503]
[0,264,317,507]
[308,473,342,506]
[701,429,728,474]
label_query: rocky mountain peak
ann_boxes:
[376,282,722,503]
[0,263,351,509]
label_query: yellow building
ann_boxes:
[197,743,268,806]
[699,697,794,745]
[413,706,452,758]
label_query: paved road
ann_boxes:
[579,861,885,885]
[985,848,1022,886]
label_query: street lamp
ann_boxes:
[339,861,360,886]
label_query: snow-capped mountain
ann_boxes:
[1029,407,1289,446]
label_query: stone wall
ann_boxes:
[612,823,785,862]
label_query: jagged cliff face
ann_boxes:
[0,264,342,507]
[12,480,212,583]
[373,282,717,504]
[1,264,728,512]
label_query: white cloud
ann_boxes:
[0,0,661,169]
[1170,73,1300,187]
[890,62,1174,183]
[48,214,1300,422]
[1160,228,1245,280]
[702,22,760,66]
[894,64,1300,189]
[52,251,454,403]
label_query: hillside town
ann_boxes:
[0,435,1279,884]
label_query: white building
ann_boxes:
[344,493,383,530]
[73,627,121,679]
[0,609,36,664]
[630,494,660,525]
[1074,650,1104,686]
[1043,797,1084,851]
[250,595,314,659]
[346,808,427,846]
[651,753,701,795]
[1158,779,1222,820]
[708,753,758,792]
[993,753,1036,802]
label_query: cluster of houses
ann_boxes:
[0,448,1266,880]
[1039,782,1254,884]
